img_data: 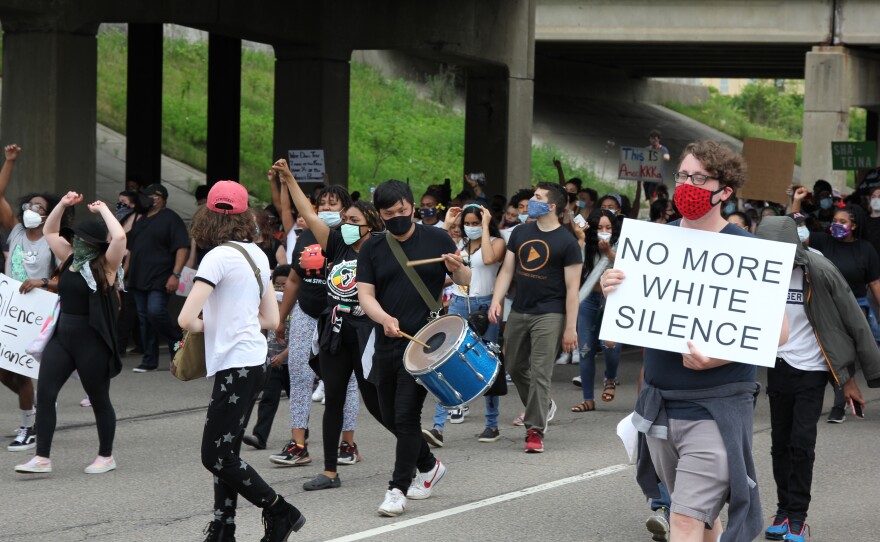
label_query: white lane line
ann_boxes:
[325,463,632,542]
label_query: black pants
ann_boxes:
[250,363,289,446]
[767,358,827,522]
[201,363,276,517]
[319,323,391,472]
[36,314,116,458]
[374,345,436,493]
[116,289,142,352]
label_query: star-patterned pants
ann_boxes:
[201,362,275,520]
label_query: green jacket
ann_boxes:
[756,216,880,388]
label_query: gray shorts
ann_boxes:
[645,418,729,525]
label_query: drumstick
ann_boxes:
[406,257,446,267]
[399,331,432,349]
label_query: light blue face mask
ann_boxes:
[723,202,736,215]
[797,226,810,242]
[318,211,342,228]
[518,213,529,224]
[341,223,366,245]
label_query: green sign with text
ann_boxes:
[832,141,877,170]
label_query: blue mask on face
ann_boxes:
[723,202,736,215]
[518,213,529,224]
[318,211,342,228]
[527,199,551,219]
[819,198,833,210]
[576,200,586,209]
[421,207,437,219]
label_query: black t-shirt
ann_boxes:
[809,232,880,298]
[291,229,328,319]
[506,222,583,314]
[324,229,364,315]
[643,221,757,420]
[259,238,283,270]
[357,224,456,352]
[863,216,880,260]
[127,208,190,291]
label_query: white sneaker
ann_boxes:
[406,459,447,500]
[15,456,52,473]
[571,350,580,363]
[84,456,116,474]
[378,488,407,517]
[312,381,325,402]
[449,406,469,424]
[547,399,557,425]
[572,376,582,387]
[555,352,571,365]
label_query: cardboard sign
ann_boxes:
[618,146,665,182]
[600,220,794,367]
[0,274,60,378]
[832,141,877,170]
[287,150,325,183]
[740,137,796,205]
[175,266,198,297]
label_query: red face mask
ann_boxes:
[673,182,725,221]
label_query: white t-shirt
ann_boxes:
[455,238,501,298]
[195,242,271,378]
[777,267,827,372]
[285,229,299,267]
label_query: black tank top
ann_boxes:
[58,268,91,315]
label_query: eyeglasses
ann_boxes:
[21,203,46,213]
[673,172,719,186]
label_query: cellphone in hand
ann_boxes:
[850,397,865,419]
[573,214,587,228]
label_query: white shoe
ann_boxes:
[406,459,447,500]
[312,381,325,402]
[572,376,582,387]
[449,406,469,424]
[378,488,407,517]
[15,456,52,473]
[555,352,571,365]
[571,350,580,363]
[84,456,116,474]
[547,399,557,425]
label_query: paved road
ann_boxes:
[1,348,877,542]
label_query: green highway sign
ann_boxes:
[832,141,877,170]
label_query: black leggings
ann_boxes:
[36,314,116,458]
[319,324,391,472]
[201,363,276,518]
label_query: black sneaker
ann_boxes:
[477,427,500,443]
[8,426,36,452]
[337,441,360,465]
[132,364,157,373]
[421,428,444,448]
[827,406,846,424]
[242,434,266,450]
[268,441,311,466]
[261,495,305,542]
[203,520,236,542]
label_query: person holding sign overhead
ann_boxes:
[602,141,788,542]
[15,193,125,475]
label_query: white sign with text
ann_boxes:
[618,146,665,182]
[600,220,795,367]
[0,274,59,378]
[287,149,326,183]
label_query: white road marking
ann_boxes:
[325,463,632,542]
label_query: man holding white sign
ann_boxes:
[601,141,790,542]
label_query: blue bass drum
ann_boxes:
[404,315,500,409]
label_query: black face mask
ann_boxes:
[137,195,154,212]
[384,215,413,236]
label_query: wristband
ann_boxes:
[41,278,49,287]
[173,273,181,279]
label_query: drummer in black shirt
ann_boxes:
[358,180,471,517]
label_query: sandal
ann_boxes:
[601,379,616,402]
[571,400,595,412]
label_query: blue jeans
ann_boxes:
[132,288,183,368]
[432,294,500,430]
[651,482,671,512]
[577,291,621,401]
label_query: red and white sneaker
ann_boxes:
[525,428,544,453]
[406,459,447,500]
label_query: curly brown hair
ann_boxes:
[190,205,256,249]
[680,140,747,190]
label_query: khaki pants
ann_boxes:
[503,310,565,432]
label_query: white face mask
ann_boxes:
[597,232,612,242]
[22,209,43,229]
[318,211,342,228]
[463,226,483,239]
[871,198,880,212]
[797,226,810,242]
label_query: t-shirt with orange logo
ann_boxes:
[507,222,582,314]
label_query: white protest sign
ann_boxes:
[175,266,197,297]
[0,274,59,378]
[599,219,795,367]
[287,150,325,183]
[618,146,665,182]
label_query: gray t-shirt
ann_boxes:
[5,224,54,281]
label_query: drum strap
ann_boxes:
[385,231,443,320]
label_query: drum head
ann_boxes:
[404,315,466,372]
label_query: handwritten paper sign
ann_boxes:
[600,220,794,367]
[175,266,197,297]
[740,137,796,205]
[287,150,325,183]
[618,146,665,182]
[0,274,59,378]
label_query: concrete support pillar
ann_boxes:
[464,70,534,199]
[0,29,97,203]
[126,24,163,187]
[802,46,850,191]
[273,52,350,190]
[207,34,241,186]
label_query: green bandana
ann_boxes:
[71,238,101,272]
